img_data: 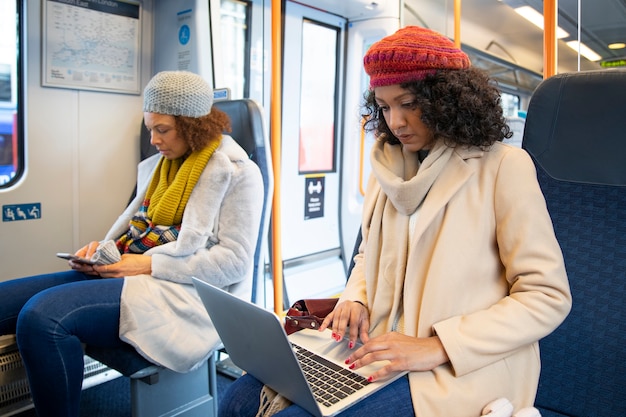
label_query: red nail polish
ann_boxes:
[367,376,374,382]
[349,363,355,369]
[348,341,354,349]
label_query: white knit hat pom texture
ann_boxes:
[143,71,213,117]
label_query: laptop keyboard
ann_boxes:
[292,343,371,407]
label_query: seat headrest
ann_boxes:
[213,99,265,160]
[522,69,626,186]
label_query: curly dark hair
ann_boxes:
[362,67,512,149]
[174,107,232,152]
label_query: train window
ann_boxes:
[298,20,338,173]
[0,0,23,188]
[500,92,520,118]
[219,0,250,99]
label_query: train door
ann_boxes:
[279,2,347,305]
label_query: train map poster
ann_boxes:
[42,0,141,94]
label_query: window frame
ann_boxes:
[0,0,25,189]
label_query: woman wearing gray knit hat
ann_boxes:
[0,70,263,416]
[220,26,570,417]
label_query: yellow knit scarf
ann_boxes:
[146,139,221,226]
[115,139,221,254]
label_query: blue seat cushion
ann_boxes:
[532,166,626,416]
[85,343,155,377]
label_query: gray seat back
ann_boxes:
[213,99,273,302]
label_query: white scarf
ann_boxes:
[365,139,454,336]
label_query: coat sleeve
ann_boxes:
[433,148,572,377]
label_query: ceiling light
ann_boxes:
[566,40,602,61]
[514,6,570,39]
[608,42,626,50]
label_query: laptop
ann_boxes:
[192,278,408,417]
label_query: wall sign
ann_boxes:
[3,203,41,222]
[177,8,193,70]
[304,176,324,220]
[42,0,142,94]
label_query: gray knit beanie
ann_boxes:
[143,71,213,117]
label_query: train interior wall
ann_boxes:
[0,0,155,281]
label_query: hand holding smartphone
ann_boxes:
[56,252,97,266]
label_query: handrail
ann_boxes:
[543,0,557,78]
[271,0,284,315]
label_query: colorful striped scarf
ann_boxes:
[116,139,221,254]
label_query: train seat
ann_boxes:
[85,98,273,417]
[213,98,274,302]
[522,69,626,417]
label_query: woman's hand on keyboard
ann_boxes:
[344,333,450,382]
[319,300,370,348]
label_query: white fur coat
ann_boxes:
[104,135,263,372]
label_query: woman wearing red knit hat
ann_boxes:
[219,26,571,417]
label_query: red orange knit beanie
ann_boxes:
[364,26,471,88]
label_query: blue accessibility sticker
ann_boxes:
[3,203,42,222]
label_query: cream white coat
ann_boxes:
[341,142,572,416]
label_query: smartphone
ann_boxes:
[56,253,97,265]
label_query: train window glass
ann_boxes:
[0,0,23,188]
[500,92,520,118]
[219,0,249,99]
[298,20,337,173]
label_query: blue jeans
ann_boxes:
[218,373,415,417]
[0,270,126,417]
